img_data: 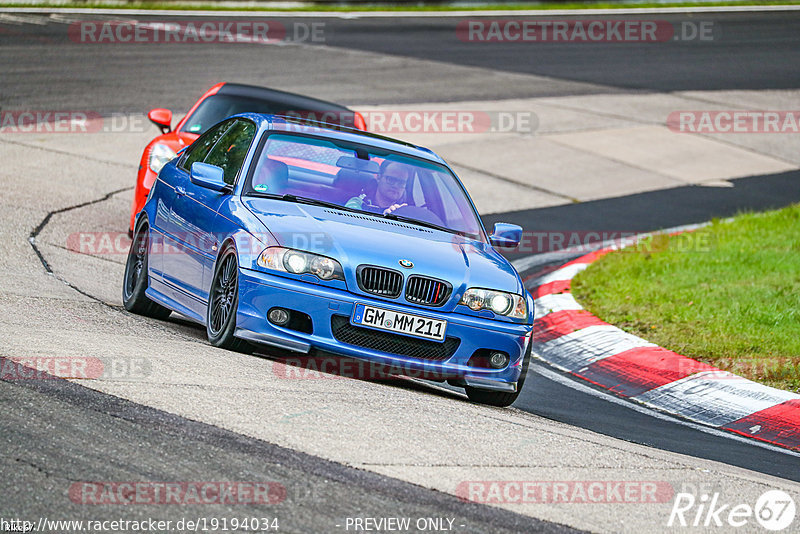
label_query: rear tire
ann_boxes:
[465,341,531,407]
[206,246,251,353]
[122,220,172,320]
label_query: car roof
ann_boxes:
[218,83,353,113]
[236,113,446,165]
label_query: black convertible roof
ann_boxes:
[217,83,353,112]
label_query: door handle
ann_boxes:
[176,186,186,197]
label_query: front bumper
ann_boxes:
[236,267,532,389]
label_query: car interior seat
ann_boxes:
[332,156,379,204]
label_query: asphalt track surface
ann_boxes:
[1,359,566,534]
[318,13,800,93]
[2,9,800,531]
[3,12,800,111]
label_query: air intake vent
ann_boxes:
[331,315,460,361]
[357,265,403,298]
[323,210,433,233]
[405,276,451,307]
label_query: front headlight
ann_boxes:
[257,247,344,281]
[460,288,527,319]
[148,143,177,174]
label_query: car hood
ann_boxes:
[243,198,523,310]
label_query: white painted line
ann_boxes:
[529,262,588,288]
[513,246,601,273]
[534,324,655,372]
[533,363,800,458]
[0,13,23,24]
[0,13,48,24]
[129,21,285,46]
[47,13,83,24]
[533,292,582,319]
[3,6,800,17]
[47,13,140,24]
[633,371,800,427]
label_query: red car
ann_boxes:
[130,82,366,233]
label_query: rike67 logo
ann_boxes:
[668,488,796,530]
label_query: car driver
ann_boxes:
[345,161,411,216]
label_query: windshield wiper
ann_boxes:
[278,194,347,211]
[247,192,368,215]
[383,212,472,238]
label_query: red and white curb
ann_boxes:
[528,244,800,452]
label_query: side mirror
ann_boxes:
[148,108,172,134]
[490,223,522,248]
[190,162,229,192]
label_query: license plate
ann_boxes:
[351,304,447,342]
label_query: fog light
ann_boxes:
[489,351,509,369]
[268,308,290,326]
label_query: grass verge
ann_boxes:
[571,204,800,393]
[2,1,800,12]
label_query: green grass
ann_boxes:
[571,204,800,393]
[3,0,800,11]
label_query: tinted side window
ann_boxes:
[203,120,256,185]
[179,120,234,172]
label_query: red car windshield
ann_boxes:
[246,133,486,241]
[180,95,358,135]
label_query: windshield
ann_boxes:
[244,133,486,241]
[180,94,356,135]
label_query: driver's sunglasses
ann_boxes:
[383,175,408,187]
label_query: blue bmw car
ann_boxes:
[123,113,534,406]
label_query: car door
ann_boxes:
[163,119,256,316]
[160,119,234,314]
[196,119,257,296]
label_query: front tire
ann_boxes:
[122,220,172,319]
[206,246,251,353]
[465,341,531,407]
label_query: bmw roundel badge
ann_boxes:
[399,259,414,269]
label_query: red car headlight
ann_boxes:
[148,143,177,175]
